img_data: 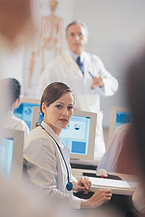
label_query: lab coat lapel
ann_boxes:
[63,51,94,79]
[63,51,83,78]
[83,52,94,78]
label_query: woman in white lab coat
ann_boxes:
[23,82,112,209]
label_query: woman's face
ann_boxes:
[42,92,74,135]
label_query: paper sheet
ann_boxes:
[89,177,138,189]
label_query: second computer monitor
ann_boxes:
[32,107,97,161]
[14,98,40,131]
[0,129,24,180]
[108,106,131,143]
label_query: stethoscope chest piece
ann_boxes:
[66,182,73,191]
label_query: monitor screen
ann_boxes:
[115,111,131,130]
[32,107,97,161]
[14,98,40,131]
[108,106,131,143]
[0,138,14,179]
[59,115,91,156]
[0,129,24,180]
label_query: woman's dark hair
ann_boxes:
[40,82,74,116]
[0,78,21,108]
[9,78,21,105]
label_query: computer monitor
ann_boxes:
[32,107,97,161]
[14,97,40,131]
[0,129,24,180]
[108,106,131,143]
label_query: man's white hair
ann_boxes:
[66,20,88,36]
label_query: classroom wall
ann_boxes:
[0,47,23,89]
[2,0,145,127]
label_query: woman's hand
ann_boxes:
[81,188,112,208]
[72,177,91,194]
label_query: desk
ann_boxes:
[71,168,139,196]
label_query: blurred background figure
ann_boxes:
[1,78,29,138]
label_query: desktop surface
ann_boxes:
[82,172,122,180]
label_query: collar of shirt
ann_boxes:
[41,121,65,149]
[6,111,14,118]
[69,49,85,63]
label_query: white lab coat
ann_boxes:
[97,123,139,175]
[37,50,118,159]
[23,121,81,209]
[97,124,130,172]
[4,111,29,138]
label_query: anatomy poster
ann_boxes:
[23,0,64,98]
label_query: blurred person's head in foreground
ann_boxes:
[127,49,145,181]
[0,0,37,47]
[0,173,74,217]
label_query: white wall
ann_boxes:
[0,46,24,91]
[73,0,145,127]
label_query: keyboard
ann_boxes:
[71,163,97,170]
[83,172,122,180]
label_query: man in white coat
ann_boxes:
[37,20,118,159]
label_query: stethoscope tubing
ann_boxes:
[39,124,71,185]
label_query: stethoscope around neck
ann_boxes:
[39,124,73,191]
